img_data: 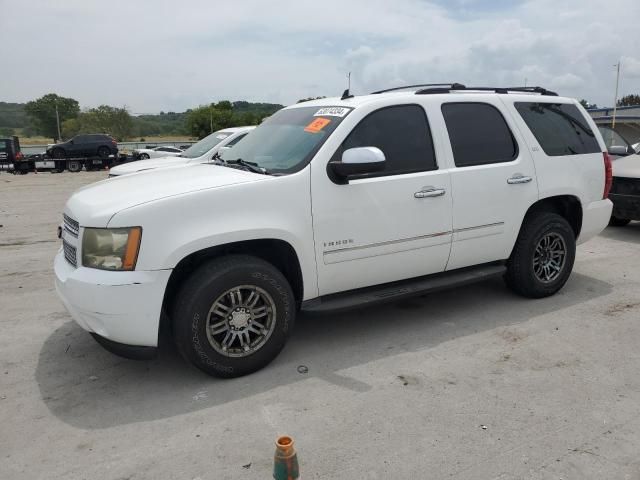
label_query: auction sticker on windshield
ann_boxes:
[314,107,351,117]
[304,117,331,133]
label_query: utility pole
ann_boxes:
[612,60,621,129]
[55,102,62,141]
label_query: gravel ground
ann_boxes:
[1,170,639,479]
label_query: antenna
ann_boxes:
[341,71,354,100]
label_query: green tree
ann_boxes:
[0,127,14,137]
[62,105,134,141]
[24,93,80,142]
[617,94,640,107]
[579,99,597,109]
[186,104,234,139]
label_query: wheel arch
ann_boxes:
[161,238,305,334]
[523,195,583,238]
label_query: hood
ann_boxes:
[109,156,198,176]
[612,154,640,179]
[66,164,264,227]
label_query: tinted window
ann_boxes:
[515,102,600,156]
[73,135,88,143]
[442,103,518,167]
[225,133,248,147]
[336,104,436,176]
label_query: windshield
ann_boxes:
[180,131,234,158]
[219,106,352,174]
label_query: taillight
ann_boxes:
[603,152,613,199]
[15,152,24,161]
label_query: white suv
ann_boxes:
[108,126,255,176]
[55,84,613,378]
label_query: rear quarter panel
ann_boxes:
[502,98,605,207]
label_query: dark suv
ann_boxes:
[46,134,118,159]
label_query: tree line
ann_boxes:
[1,93,283,142]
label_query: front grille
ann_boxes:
[63,214,79,237]
[63,239,77,268]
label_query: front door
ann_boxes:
[311,104,453,296]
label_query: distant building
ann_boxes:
[588,105,640,144]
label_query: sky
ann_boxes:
[1,0,639,113]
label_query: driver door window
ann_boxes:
[333,104,437,178]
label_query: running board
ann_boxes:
[301,263,507,313]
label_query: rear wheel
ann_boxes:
[139,153,150,159]
[172,255,295,378]
[67,160,82,172]
[609,215,631,227]
[505,211,576,298]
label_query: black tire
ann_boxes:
[67,160,82,173]
[52,148,66,159]
[505,211,576,298]
[97,146,110,158]
[139,153,150,160]
[172,255,295,378]
[609,216,631,227]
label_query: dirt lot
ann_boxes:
[1,171,640,479]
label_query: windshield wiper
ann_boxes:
[226,158,271,175]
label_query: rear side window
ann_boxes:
[442,103,518,167]
[515,102,600,156]
[337,104,437,176]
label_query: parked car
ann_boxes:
[108,127,254,176]
[55,84,612,378]
[0,136,26,173]
[608,152,640,226]
[598,126,637,158]
[132,145,184,160]
[46,134,118,160]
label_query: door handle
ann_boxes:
[507,174,532,185]
[414,187,446,198]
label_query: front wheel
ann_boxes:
[609,216,631,227]
[139,153,150,160]
[505,211,576,298]
[172,255,295,378]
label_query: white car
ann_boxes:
[109,127,255,176]
[55,84,612,378]
[133,145,184,160]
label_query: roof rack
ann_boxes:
[415,85,558,96]
[371,83,466,94]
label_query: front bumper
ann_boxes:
[54,249,172,347]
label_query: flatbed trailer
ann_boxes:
[8,154,128,174]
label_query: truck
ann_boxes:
[54,84,613,378]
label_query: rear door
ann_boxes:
[440,99,539,270]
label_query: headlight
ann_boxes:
[82,227,142,271]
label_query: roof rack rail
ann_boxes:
[371,83,466,94]
[415,85,558,96]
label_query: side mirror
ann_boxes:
[329,147,386,181]
[608,145,628,156]
[69,140,74,145]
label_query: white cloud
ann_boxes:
[0,0,638,111]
